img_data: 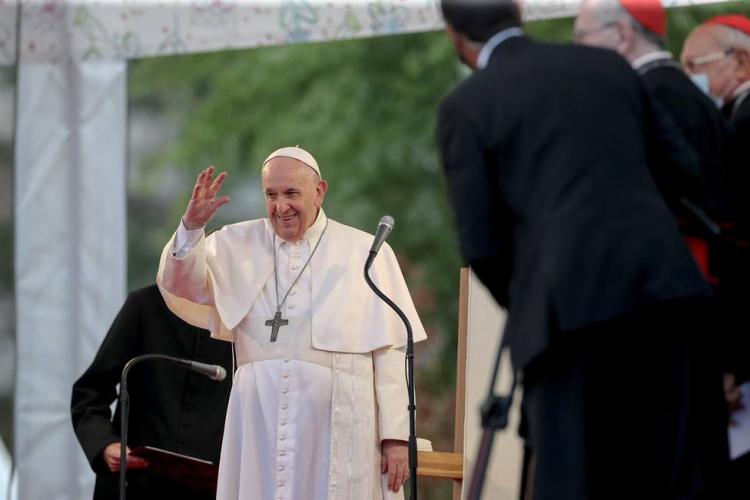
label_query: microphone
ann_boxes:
[119,353,227,500]
[175,359,227,381]
[362,215,418,500]
[367,215,395,267]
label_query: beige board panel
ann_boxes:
[462,270,524,499]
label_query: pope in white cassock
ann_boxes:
[156,146,427,499]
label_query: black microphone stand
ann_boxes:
[364,252,418,500]
[118,354,218,500]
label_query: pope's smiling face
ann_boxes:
[262,157,327,242]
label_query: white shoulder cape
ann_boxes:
[157,216,427,353]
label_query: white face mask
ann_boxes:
[690,73,724,108]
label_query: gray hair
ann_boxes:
[589,0,626,26]
[590,0,665,48]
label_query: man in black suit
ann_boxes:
[575,0,732,280]
[71,285,233,500]
[437,1,725,498]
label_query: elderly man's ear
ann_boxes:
[614,20,634,54]
[736,48,750,79]
[445,26,465,51]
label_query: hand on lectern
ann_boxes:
[103,442,149,472]
[182,166,230,231]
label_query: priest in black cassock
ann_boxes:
[683,17,750,498]
[682,13,750,391]
[683,14,750,230]
[71,285,233,500]
[575,0,733,278]
[437,1,726,498]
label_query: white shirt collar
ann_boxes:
[631,50,673,71]
[476,27,524,69]
[732,80,750,101]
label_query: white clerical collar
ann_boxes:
[732,80,750,103]
[272,208,328,249]
[302,209,327,241]
[476,27,524,69]
[631,50,673,71]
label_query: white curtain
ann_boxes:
[14,62,127,500]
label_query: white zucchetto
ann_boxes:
[263,146,321,177]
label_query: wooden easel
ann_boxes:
[416,268,470,499]
[418,268,524,500]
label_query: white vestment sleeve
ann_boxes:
[373,346,409,442]
[173,221,204,258]
[158,229,214,305]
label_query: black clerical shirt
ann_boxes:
[71,285,232,500]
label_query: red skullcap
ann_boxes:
[706,15,750,37]
[619,0,666,37]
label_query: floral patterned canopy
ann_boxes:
[0,0,732,65]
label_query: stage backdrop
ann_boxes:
[2,0,736,498]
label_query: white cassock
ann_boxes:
[157,210,427,500]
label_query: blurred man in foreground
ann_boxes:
[438,1,725,498]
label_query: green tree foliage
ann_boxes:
[129,31,465,405]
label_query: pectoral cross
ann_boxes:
[265,310,289,342]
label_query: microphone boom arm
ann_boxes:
[118,354,224,500]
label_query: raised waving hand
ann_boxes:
[182,166,230,230]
